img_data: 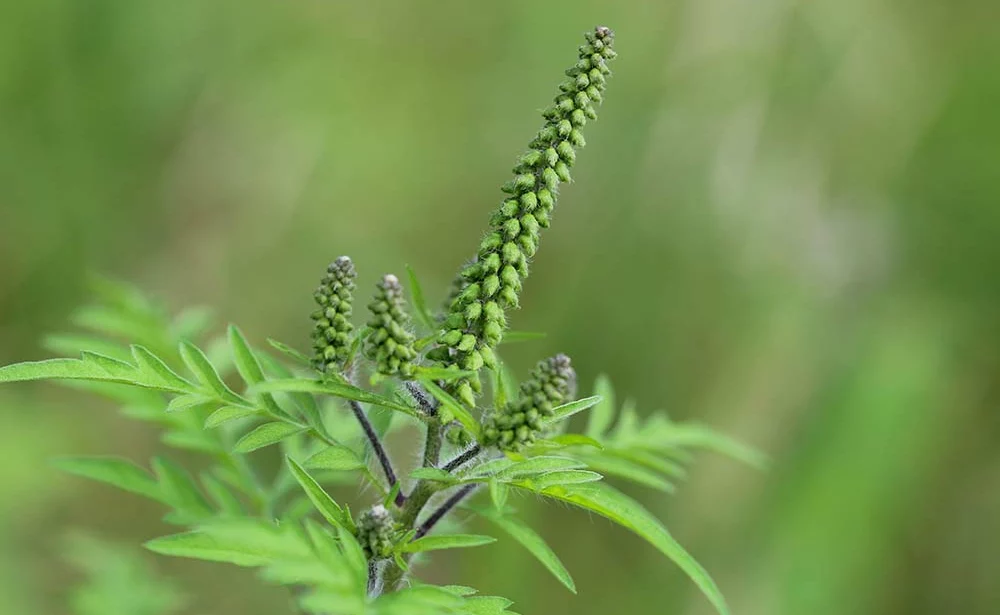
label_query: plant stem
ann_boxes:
[442,445,481,472]
[415,484,477,538]
[348,399,403,506]
[380,419,449,591]
[404,381,437,415]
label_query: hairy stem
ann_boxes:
[348,399,403,506]
[404,381,437,415]
[415,484,477,539]
[442,445,481,472]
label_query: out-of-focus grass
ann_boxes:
[1,1,998,614]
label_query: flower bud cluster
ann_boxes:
[311,256,357,375]
[356,505,397,560]
[433,27,616,408]
[364,274,417,378]
[483,354,576,452]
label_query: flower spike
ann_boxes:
[364,274,418,378]
[483,354,577,452]
[311,256,357,375]
[435,27,616,407]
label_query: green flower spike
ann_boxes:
[356,505,397,560]
[435,26,616,407]
[364,274,418,378]
[483,354,577,452]
[311,256,357,375]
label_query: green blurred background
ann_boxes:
[2,1,998,614]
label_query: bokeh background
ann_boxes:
[2,1,998,614]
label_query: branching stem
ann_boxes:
[442,445,481,472]
[415,484,477,539]
[348,399,404,506]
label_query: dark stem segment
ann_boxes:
[404,381,438,415]
[415,484,478,539]
[348,399,405,507]
[442,445,481,472]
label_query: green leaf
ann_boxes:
[496,456,586,481]
[303,445,367,472]
[586,374,616,438]
[179,341,246,405]
[545,434,604,449]
[401,534,496,553]
[417,379,482,440]
[266,338,312,366]
[53,456,163,503]
[659,424,769,469]
[251,378,420,418]
[582,455,675,492]
[479,512,575,594]
[201,472,245,516]
[146,531,270,566]
[130,345,194,392]
[409,467,458,484]
[529,470,603,490]
[545,395,602,424]
[463,595,516,615]
[488,478,508,511]
[228,325,286,419]
[539,481,729,615]
[234,422,306,453]
[146,521,308,568]
[204,405,261,429]
[166,394,215,413]
[0,354,189,393]
[285,457,350,530]
[462,457,515,478]
[405,264,436,331]
[152,457,212,518]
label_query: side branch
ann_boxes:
[348,399,404,506]
[415,484,478,539]
[442,445,481,472]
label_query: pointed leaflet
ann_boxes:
[204,405,261,429]
[130,345,195,392]
[0,353,191,394]
[538,481,730,615]
[152,456,213,519]
[479,511,576,594]
[53,457,164,503]
[496,456,587,481]
[529,470,602,491]
[285,457,351,530]
[234,422,307,453]
[179,340,246,405]
[544,396,603,424]
[146,531,270,567]
[586,374,616,438]
[580,455,675,493]
[251,378,420,418]
[227,324,285,417]
[146,520,309,568]
[303,445,367,472]
[400,534,496,554]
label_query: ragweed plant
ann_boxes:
[0,26,763,615]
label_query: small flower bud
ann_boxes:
[357,505,398,560]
